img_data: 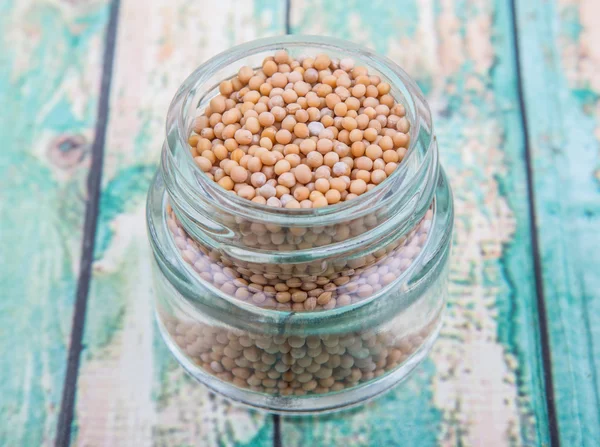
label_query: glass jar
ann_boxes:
[146,35,453,413]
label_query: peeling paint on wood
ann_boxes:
[70,1,285,446]
[284,0,550,445]
[0,1,109,445]
[516,0,600,445]
[3,0,599,445]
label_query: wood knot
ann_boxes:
[48,134,88,169]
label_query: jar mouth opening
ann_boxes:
[168,34,433,221]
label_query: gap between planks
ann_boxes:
[273,1,291,446]
[508,0,561,445]
[54,1,122,446]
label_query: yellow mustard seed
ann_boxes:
[188,51,412,205]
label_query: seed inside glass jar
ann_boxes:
[190,51,411,208]
[150,37,451,412]
[167,206,433,312]
[160,307,441,397]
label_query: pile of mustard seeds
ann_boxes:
[189,50,410,208]
[160,309,439,396]
[168,207,432,311]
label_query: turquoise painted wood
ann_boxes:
[515,0,600,445]
[69,1,286,445]
[0,1,110,445]
[284,0,550,445]
[3,0,600,445]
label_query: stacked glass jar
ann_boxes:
[146,36,453,413]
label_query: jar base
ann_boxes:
[156,311,442,415]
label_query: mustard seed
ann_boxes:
[213,144,228,161]
[271,72,288,88]
[393,132,409,148]
[366,85,379,98]
[349,129,363,143]
[281,115,297,132]
[299,139,316,155]
[350,179,367,195]
[334,142,350,158]
[355,156,373,171]
[231,165,248,183]
[350,141,365,157]
[294,164,312,184]
[384,162,397,176]
[329,177,347,192]
[323,152,339,168]
[260,151,277,166]
[267,197,282,207]
[195,156,212,172]
[245,117,260,134]
[251,172,267,187]
[238,66,254,84]
[230,149,244,164]
[308,121,324,136]
[278,172,296,188]
[293,186,310,201]
[316,138,333,154]
[210,96,227,114]
[258,184,276,198]
[379,135,393,151]
[325,189,341,204]
[274,159,291,175]
[312,196,328,208]
[272,106,286,122]
[332,161,350,177]
[274,50,289,64]
[365,144,383,160]
[340,57,354,71]
[396,117,410,133]
[371,169,387,184]
[219,80,234,96]
[334,102,347,117]
[314,54,331,70]
[315,178,330,194]
[274,129,290,144]
[341,116,357,131]
[356,170,371,183]
[234,129,252,145]
[307,151,324,168]
[238,185,256,199]
[218,176,234,190]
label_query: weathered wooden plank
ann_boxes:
[284,0,551,445]
[515,0,600,444]
[0,1,110,445]
[70,1,286,446]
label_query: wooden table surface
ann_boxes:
[1,0,599,445]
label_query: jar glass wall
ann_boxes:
[146,35,453,413]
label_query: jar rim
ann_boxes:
[166,34,434,224]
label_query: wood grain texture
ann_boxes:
[285,0,551,445]
[9,0,598,445]
[515,0,600,445]
[0,1,109,445]
[69,1,286,445]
